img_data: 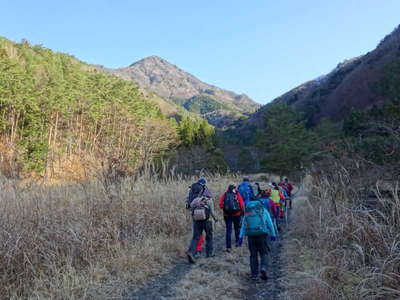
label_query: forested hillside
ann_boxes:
[223,24,400,171]
[241,25,400,131]
[0,37,220,179]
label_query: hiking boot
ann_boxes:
[194,252,201,259]
[226,248,231,253]
[186,252,196,264]
[206,253,215,258]
[250,275,259,281]
[260,269,268,281]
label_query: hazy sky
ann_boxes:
[1,0,399,104]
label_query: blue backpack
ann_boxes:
[244,201,268,236]
[238,182,254,204]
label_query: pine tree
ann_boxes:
[257,103,317,175]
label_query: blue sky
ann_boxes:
[1,1,399,104]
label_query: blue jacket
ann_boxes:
[238,181,255,205]
[239,203,277,238]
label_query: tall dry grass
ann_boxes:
[281,162,400,299]
[0,172,240,299]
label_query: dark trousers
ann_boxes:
[248,234,268,277]
[224,215,241,248]
[188,220,213,256]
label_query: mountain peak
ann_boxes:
[106,56,260,127]
[130,55,170,67]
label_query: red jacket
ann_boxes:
[219,190,245,216]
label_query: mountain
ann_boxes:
[0,37,218,178]
[101,56,260,127]
[244,24,400,129]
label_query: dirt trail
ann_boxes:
[125,232,226,299]
[126,185,303,300]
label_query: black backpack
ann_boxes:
[187,182,205,205]
[223,192,241,215]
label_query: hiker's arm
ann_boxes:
[208,198,218,222]
[190,198,198,209]
[237,193,245,213]
[264,210,277,237]
[186,188,193,209]
[219,193,225,209]
[239,217,246,239]
[249,185,255,197]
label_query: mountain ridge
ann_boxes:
[100,56,261,127]
[242,24,400,129]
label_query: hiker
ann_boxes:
[186,178,212,208]
[259,190,273,215]
[186,178,212,257]
[238,177,255,205]
[219,183,245,252]
[255,182,263,197]
[239,197,277,280]
[280,178,294,208]
[269,182,285,219]
[186,181,218,263]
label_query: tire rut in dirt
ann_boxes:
[124,232,225,300]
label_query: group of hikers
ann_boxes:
[185,176,294,281]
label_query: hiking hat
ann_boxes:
[198,178,206,185]
[243,177,250,182]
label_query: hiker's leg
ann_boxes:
[232,215,241,244]
[188,221,202,254]
[259,235,268,272]
[205,220,214,256]
[195,235,204,253]
[248,236,259,277]
[224,216,233,249]
[193,222,202,253]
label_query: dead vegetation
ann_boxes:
[281,161,400,299]
[0,171,240,299]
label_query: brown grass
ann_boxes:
[280,163,400,300]
[0,172,240,299]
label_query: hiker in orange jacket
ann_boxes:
[219,184,245,251]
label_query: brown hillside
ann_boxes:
[245,25,400,128]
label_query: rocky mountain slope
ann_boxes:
[244,24,400,129]
[100,56,260,127]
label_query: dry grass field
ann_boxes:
[0,172,246,299]
[280,167,400,299]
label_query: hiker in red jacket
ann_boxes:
[219,184,245,252]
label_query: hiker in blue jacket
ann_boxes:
[238,177,255,205]
[239,198,277,281]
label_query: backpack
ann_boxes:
[191,197,210,221]
[223,192,241,215]
[187,182,205,206]
[244,201,268,236]
[238,183,253,203]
